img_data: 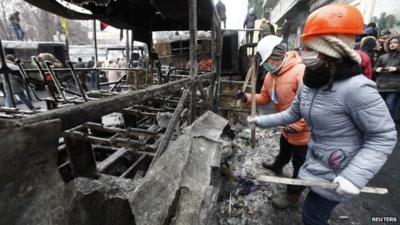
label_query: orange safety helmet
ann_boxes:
[301,4,364,41]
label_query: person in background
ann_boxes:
[237,35,309,209]
[86,56,97,89]
[281,17,291,48]
[259,19,275,40]
[107,59,120,89]
[247,4,396,225]
[360,36,377,66]
[364,22,378,39]
[8,11,24,41]
[374,35,400,119]
[243,8,257,44]
[2,55,36,110]
[355,49,373,79]
[74,57,88,91]
[216,0,226,29]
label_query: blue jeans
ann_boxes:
[383,93,399,119]
[302,191,339,225]
[5,91,34,110]
[11,23,24,41]
[90,71,97,89]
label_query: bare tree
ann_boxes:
[0,0,90,44]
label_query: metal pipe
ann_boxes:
[66,60,88,102]
[44,61,71,103]
[93,19,100,90]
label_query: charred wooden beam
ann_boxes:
[63,130,98,179]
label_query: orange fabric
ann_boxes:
[302,4,364,41]
[44,72,53,81]
[245,51,310,145]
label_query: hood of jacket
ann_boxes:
[384,35,400,52]
[276,51,303,75]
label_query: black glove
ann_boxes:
[236,89,247,102]
[283,125,296,133]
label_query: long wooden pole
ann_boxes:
[188,0,198,125]
[257,175,388,195]
[250,59,256,149]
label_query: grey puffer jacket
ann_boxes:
[256,75,397,202]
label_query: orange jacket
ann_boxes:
[246,51,310,145]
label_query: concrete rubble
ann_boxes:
[0,111,233,225]
[130,111,229,225]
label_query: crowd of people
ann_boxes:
[237,3,397,225]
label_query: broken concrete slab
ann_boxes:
[66,175,137,225]
[129,111,228,225]
[183,110,229,142]
[0,119,70,225]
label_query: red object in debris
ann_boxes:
[198,58,213,71]
[100,21,109,31]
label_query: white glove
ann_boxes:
[247,116,259,129]
[333,176,360,195]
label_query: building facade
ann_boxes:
[262,0,400,48]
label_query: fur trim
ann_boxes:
[383,35,400,52]
[304,35,361,64]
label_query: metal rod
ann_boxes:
[93,19,100,90]
[32,57,59,102]
[149,89,189,169]
[83,122,159,137]
[126,29,130,65]
[44,61,71,103]
[66,60,88,102]
[15,58,43,101]
[120,154,147,178]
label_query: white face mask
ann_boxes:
[300,50,320,67]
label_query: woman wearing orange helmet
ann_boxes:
[247,4,397,225]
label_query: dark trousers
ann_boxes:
[302,191,339,225]
[273,135,308,194]
[90,71,97,89]
[246,31,254,44]
[79,73,88,91]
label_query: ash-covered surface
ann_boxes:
[216,125,400,225]
[217,127,304,225]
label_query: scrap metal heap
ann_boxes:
[0,0,236,224]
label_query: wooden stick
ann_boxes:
[256,175,388,195]
[241,67,253,92]
[250,60,256,149]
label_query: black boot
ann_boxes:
[271,193,301,209]
[262,162,283,175]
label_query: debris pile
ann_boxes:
[217,126,304,225]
